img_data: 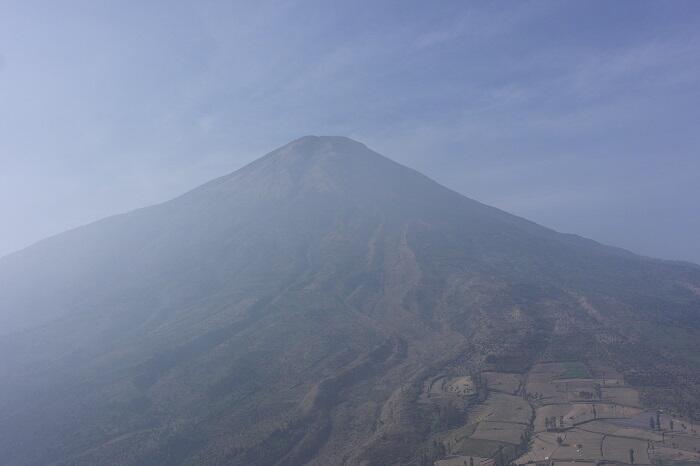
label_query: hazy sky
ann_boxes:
[1,1,699,263]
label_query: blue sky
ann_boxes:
[1,0,699,262]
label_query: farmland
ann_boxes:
[515,361,700,466]
[431,360,700,466]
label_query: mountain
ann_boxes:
[0,136,699,466]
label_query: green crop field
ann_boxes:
[559,361,591,379]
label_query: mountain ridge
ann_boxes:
[0,135,667,267]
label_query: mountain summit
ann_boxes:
[1,137,699,466]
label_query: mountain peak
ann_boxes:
[268,135,373,161]
[194,135,392,199]
[198,135,407,201]
[287,134,367,148]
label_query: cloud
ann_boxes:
[571,35,700,99]
[413,2,552,49]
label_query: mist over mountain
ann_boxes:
[1,136,699,466]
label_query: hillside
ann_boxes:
[0,136,699,466]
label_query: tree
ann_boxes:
[496,446,505,466]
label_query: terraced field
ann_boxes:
[431,361,700,466]
[515,361,700,466]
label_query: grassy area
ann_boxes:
[451,438,515,458]
[558,361,590,379]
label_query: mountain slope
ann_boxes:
[0,136,699,466]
